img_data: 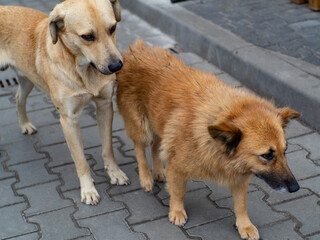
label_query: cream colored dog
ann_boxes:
[0,0,129,205]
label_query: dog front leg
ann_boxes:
[93,97,129,185]
[167,166,188,226]
[230,177,259,240]
[60,114,100,205]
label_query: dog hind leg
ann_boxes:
[16,77,37,134]
[151,134,166,182]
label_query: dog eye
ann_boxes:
[109,24,117,35]
[260,152,275,161]
[81,34,95,41]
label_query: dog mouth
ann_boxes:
[255,173,300,193]
[90,62,111,75]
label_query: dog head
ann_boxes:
[49,0,123,75]
[208,105,301,193]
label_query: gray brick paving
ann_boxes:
[133,218,191,240]
[9,158,58,189]
[179,0,320,65]
[18,180,73,217]
[274,195,320,236]
[77,209,146,240]
[0,178,24,207]
[0,1,319,240]
[216,191,288,227]
[28,206,90,239]
[0,203,38,239]
[64,183,124,220]
[113,189,168,224]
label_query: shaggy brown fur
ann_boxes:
[116,40,301,240]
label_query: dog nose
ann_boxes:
[287,179,300,193]
[108,60,123,73]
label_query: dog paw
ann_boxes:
[108,169,130,185]
[153,168,166,182]
[169,209,188,226]
[237,224,259,240]
[21,122,37,135]
[81,187,100,205]
[140,174,154,192]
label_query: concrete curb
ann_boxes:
[120,0,320,131]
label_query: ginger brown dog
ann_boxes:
[0,0,129,205]
[116,40,301,240]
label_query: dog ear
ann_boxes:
[110,0,121,22]
[208,122,242,156]
[278,107,301,127]
[49,5,65,44]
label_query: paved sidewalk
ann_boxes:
[180,0,320,66]
[0,1,320,240]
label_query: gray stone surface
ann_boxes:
[9,158,58,189]
[274,195,320,236]
[5,140,45,166]
[52,164,105,192]
[28,206,90,239]
[290,132,320,161]
[18,180,73,217]
[63,183,124,220]
[133,218,191,240]
[0,203,38,239]
[77,209,146,240]
[216,191,287,227]
[0,178,24,207]
[113,189,168,224]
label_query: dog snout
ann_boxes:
[108,60,123,73]
[285,178,300,193]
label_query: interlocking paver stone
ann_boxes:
[299,175,320,196]
[41,143,75,168]
[18,180,73,217]
[258,219,303,240]
[52,164,105,192]
[85,142,136,170]
[285,120,313,139]
[9,158,57,189]
[77,209,146,240]
[0,203,37,239]
[0,178,24,207]
[10,232,40,240]
[207,182,257,202]
[107,163,141,196]
[187,216,239,239]
[63,183,124,220]
[133,218,191,240]
[290,133,320,161]
[5,140,45,166]
[113,129,134,151]
[113,189,168,224]
[157,180,207,201]
[0,152,14,180]
[0,123,37,145]
[162,188,233,229]
[28,206,90,239]
[216,191,287,227]
[274,195,320,236]
[285,150,320,180]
